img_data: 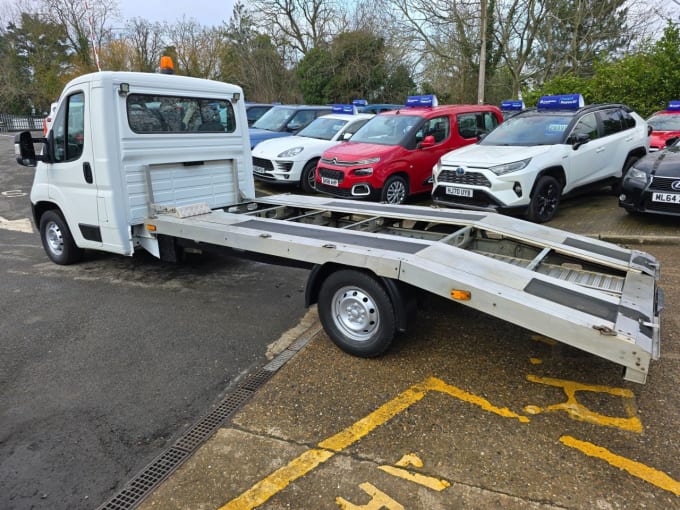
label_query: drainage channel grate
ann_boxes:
[96,322,319,510]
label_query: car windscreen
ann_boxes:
[252,107,296,131]
[480,113,573,146]
[647,114,680,131]
[349,114,422,146]
[297,117,349,140]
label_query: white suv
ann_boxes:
[432,94,650,222]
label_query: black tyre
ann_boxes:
[380,175,408,204]
[527,176,562,223]
[613,156,640,195]
[317,269,396,357]
[39,210,83,265]
[300,159,318,194]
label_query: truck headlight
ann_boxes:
[489,158,531,176]
[626,167,649,184]
[278,147,304,158]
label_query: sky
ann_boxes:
[116,0,235,27]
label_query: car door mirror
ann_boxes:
[418,135,436,149]
[571,133,590,150]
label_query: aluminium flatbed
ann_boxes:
[146,194,662,384]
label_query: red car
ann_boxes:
[315,96,503,204]
[647,101,680,151]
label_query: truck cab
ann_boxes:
[16,71,251,264]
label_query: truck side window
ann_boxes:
[127,94,236,133]
[53,92,85,163]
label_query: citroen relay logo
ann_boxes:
[672,180,680,191]
[456,167,465,176]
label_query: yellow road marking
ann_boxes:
[560,436,680,496]
[219,377,527,509]
[395,453,423,468]
[219,449,334,510]
[336,482,405,509]
[378,465,450,491]
[526,375,643,432]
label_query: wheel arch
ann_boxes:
[305,263,414,332]
[531,166,566,196]
[32,200,62,227]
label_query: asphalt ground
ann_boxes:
[129,186,680,510]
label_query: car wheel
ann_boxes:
[39,210,84,265]
[527,176,562,223]
[317,269,396,358]
[300,159,318,194]
[380,175,408,204]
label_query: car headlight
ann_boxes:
[433,159,442,176]
[489,158,532,176]
[355,157,380,165]
[353,167,374,176]
[626,167,649,184]
[278,147,304,158]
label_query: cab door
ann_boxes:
[48,90,102,248]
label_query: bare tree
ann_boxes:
[166,17,224,79]
[123,17,165,72]
[250,0,351,59]
[39,0,119,72]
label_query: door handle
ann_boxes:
[596,147,606,153]
[83,162,93,184]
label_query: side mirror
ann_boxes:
[418,134,436,149]
[14,131,50,166]
[342,132,352,141]
[571,133,590,150]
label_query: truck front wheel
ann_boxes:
[317,269,396,357]
[39,210,83,265]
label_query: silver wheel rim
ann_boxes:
[385,180,406,204]
[331,285,380,342]
[45,220,64,256]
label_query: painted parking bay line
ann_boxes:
[219,376,528,510]
[560,436,680,496]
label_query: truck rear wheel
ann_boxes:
[318,269,396,357]
[39,210,83,265]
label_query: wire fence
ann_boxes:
[0,114,44,132]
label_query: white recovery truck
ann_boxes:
[15,71,663,383]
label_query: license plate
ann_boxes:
[322,176,339,187]
[253,165,266,174]
[445,186,473,198]
[652,192,680,203]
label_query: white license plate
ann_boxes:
[445,186,473,198]
[253,165,266,174]
[652,192,680,203]
[322,176,339,187]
